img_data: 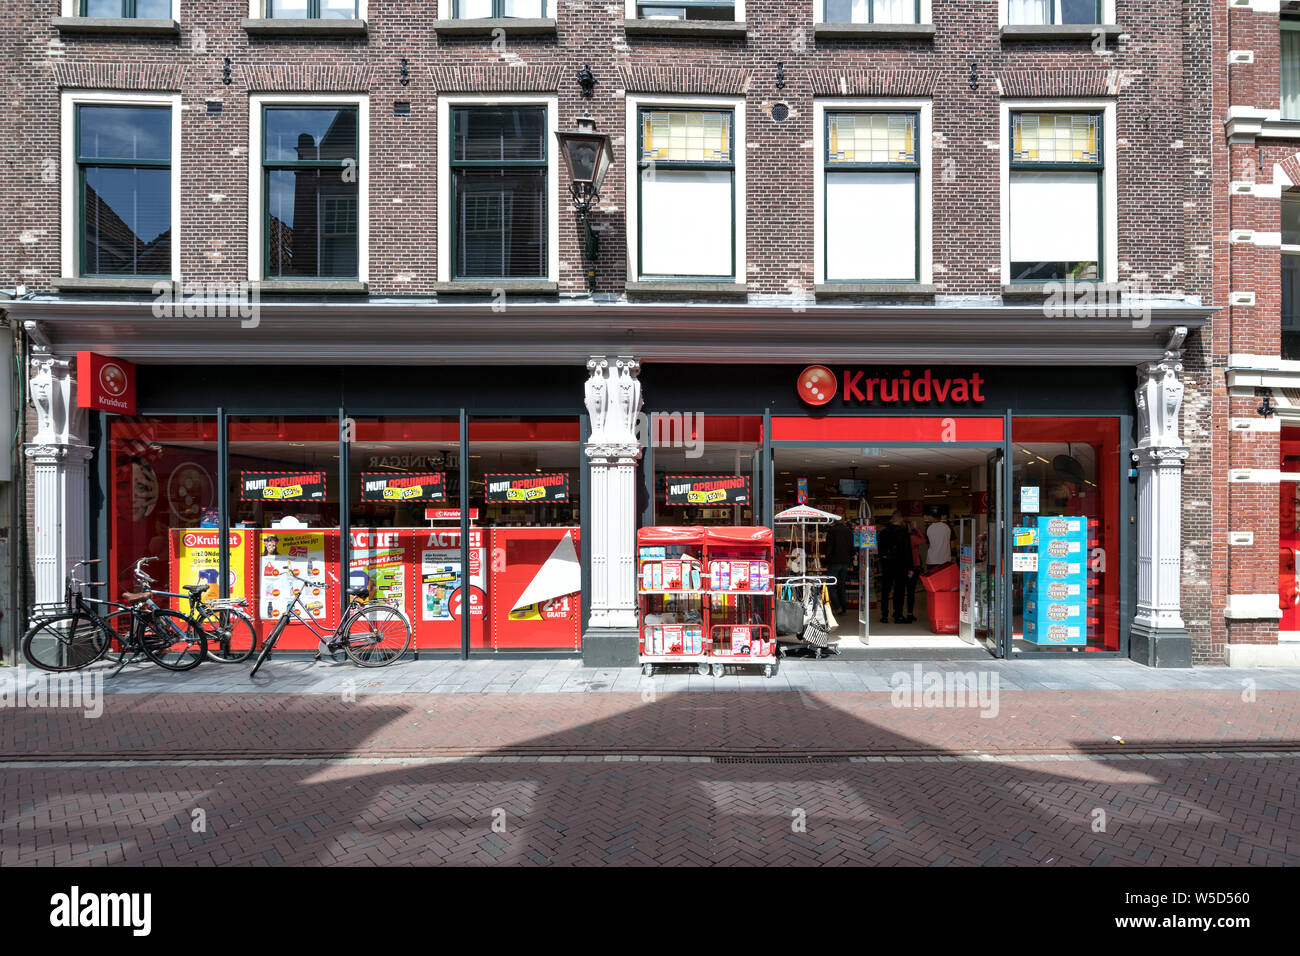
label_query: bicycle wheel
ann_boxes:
[21,613,112,672]
[343,604,411,667]
[195,605,257,664]
[141,609,207,672]
[249,626,280,678]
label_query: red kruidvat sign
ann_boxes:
[797,367,986,406]
[77,352,136,415]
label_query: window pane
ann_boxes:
[826,171,917,281]
[1059,0,1098,24]
[135,0,171,15]
[267,169,359,278]
[264,107,357,162]
[1285,28,1300,121]
[640,168,732,277]
[320,0,357,16]
[83,167,171,276]
[824,0,868,21]
[453,168,546,278]
[1009,170,1100,281]
[78,105,170,162]
[503,0,544,15]
[1284,256,1300,361]
[873,0,916,24]
[457,0,493,14]
[1007,0,1049,24]
[1285,196,1300,247]
[267,0,309,17]
[641,111,732,163]
[828,113,916,164]
[453,107,546,162]
[1012,113,1099,164]
[638,3,734,19]
[84,0,123,15]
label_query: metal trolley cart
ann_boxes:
[637,526,776,679]
[774,504,842,658]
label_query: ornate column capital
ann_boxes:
[26,351,88,451]
[584,353,643,462]
[1134,351,1186,452]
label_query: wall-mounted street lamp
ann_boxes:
[556,115,613,294]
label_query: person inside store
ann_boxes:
[824,505,854,616]
[904,519,926,623]
[924,507,953,569]
[878,512,915,625]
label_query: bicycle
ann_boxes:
[250,569,411,677]
[22,558,206,673]
[133,557,257,664]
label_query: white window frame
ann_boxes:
[61,89,183,281]
[625,0,745,22]
[437,0,546,16]
[248,92,370,282]
[813,98,932,286]
[998,0,1114,26]
[248,0,367,17]
[436,93,559,284]
[999,98,1117,285]
[62,0,180,17]
[624,93,746,283]
[814,0,931,24]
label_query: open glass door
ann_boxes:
[982,448,1006,656]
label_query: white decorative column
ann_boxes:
[1131,337,1193,667]
[25,354,94,609]
[582,355,643,665]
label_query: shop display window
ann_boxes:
[108,416,219,608]
[1010,417,1120,652]
[468,417,582,651]
[651,415,759,525]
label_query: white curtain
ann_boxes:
[1007,0,1050,25]
[826,172,917,281]
[1009,171,1099,266]
[873,0,915,24]
[640,169,734,278]
[503,0,545,16]
[823,0,868,23]
[458,0,493,17]
[1285,30,1300,121]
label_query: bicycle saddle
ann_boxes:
[121,591,150,603]
[183,583,209,596]
[347,585,372,599]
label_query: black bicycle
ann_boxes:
[250,569,411,677]
[22,558,206,673]
[133,557,257,664]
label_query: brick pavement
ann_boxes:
[3,753,1297,866]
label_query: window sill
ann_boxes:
[816,283,935,299]
[241,18,368,37]
[624,18,746,40]
[431,281,558,295]
[1002,282,1119,299]
[814,23,935,40]
[625,280,747,298]
[432,18,557,36]
[53,276,173,293]
[999,24,1122,40]
[52,17,180,35]
[252,280,369,294]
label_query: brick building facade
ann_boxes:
[4,2,1232,667]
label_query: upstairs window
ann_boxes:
[1283,193,1300,361]
[81,0,171,14]
[1007,0,1099,24]
[1008,111,1102,282]
[453,0,545,14]
[823,1,918,23]
[637,2,735,21]
[265,0,358,17]
[1284,20,1300,121]
[263,105,360,279]
[76,104,172,278]
[450,105,548,280]
[637,108,736,279]
[824,111,920,282]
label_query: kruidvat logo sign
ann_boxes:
[798,367,987,406]
[76,351,137,416]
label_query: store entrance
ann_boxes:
[771,444,1003,658]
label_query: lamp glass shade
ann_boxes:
[557,129,613,191]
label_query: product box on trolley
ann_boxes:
[1022,516,1089,646]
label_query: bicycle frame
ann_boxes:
[263,578,375,652]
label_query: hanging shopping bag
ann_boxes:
[777,595,805,636]
[821,583,840,631]
[801,596,831,648]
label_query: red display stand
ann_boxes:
[638,526,776,678]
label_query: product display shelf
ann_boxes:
[637,526,776,678]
